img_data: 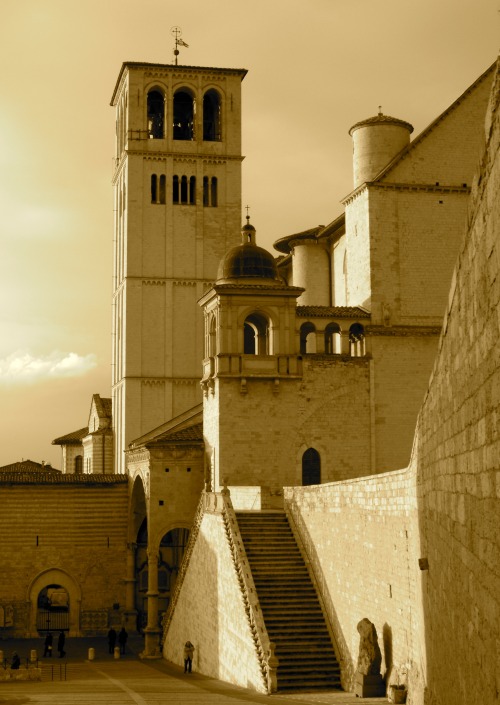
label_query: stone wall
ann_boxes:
[285,467,422,695]
[163,500,268,692]
[412,59,500,705]
[283,58,500,705]
[206,355,372,494]
[0,476,128,638]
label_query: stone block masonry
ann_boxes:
[0,475,129,637]
[285,466,421,695]
[163,506,267,692]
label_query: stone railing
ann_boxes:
[216,489,278,694]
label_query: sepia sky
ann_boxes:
[0,0,498,467]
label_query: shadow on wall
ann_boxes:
[382,623,393,685]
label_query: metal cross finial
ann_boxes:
[171,26,189,65]
[245,205,250,223]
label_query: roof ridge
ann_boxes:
[372,61,496,183]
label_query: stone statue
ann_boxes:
[354,618,385,697]
[356,617,382,675]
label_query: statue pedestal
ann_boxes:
[354,672,385,698]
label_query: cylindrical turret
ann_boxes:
[349,112,413,189]
[291,239,330,306]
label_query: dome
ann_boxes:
[217,221,280,282]
[349,112,414,136]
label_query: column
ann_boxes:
[143,548,161,657]
[123,543,137,632]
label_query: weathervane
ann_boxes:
[171,26,189,65]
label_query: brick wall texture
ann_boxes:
[0,479,129,637]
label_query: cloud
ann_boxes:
[0,351,97,385]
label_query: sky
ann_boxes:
[0,0,498,467]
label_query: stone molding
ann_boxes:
[342,181,470,206]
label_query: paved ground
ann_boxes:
[0,637,388,705]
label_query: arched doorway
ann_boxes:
[302,448,321,485]
[36,584,69,633]
[134,522,190,630]
[28,569,81,637]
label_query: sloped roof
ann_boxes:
[52,427,88,445]
[129,404,203,449]
[0,459,60,473]
[349,112,414,136]
[0,472,127,486]
[373,62,496,183]
[93,395,112,419]
[149,422,203,444]
[297,306,371,319]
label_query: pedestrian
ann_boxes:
[57,630,66,658]
[10,652,20,670]
[107,627,117,654]
[118,626,128,654]
[183,640,194,673]
[43,632,53,657]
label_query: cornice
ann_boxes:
[366,325,442,337]
[342,181,470,205]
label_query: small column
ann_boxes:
[143,548,161,658]
[340,330,351,356]
[123,543,137,632]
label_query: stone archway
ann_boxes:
[27,568,81,637]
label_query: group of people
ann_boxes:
[107,626,128,655]
[43,631,66,658]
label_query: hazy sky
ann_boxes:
[0,0,498,467]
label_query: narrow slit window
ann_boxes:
[173,175,179,204]
[180,176,188,204]
[159,175,166,204]
[151,174,158,203]
[211,177,218,207]
[203,176,209,206]
[189,176,196,205]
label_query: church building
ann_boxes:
[0,55,498,705]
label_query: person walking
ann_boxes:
[118,626,128,655]
[57,630,66,658]
[10,652,20,670]
[107,627,117,655]
[43,632,53,657]
[183,640,194,673]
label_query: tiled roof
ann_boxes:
[93,395,112,419]
[0,472,128,485]
[0,459,60,473]
[150,422,204,444]
[52,427,88,445]
[297,306,371,319]
[349,113,414,136]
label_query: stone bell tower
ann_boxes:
[110,62,246,473]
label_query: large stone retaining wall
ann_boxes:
[411,58,500,705]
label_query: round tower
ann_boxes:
[349,111,414,189]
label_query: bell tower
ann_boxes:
[110,62,246,473]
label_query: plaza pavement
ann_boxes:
[0,636,387,705]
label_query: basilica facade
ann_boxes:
[0,56,498,705]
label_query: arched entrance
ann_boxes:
[135,523,189,629]
[302,448,321,485]
[36,584,69,633]
[28,569,81,637]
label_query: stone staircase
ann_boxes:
[236,511,341,692]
